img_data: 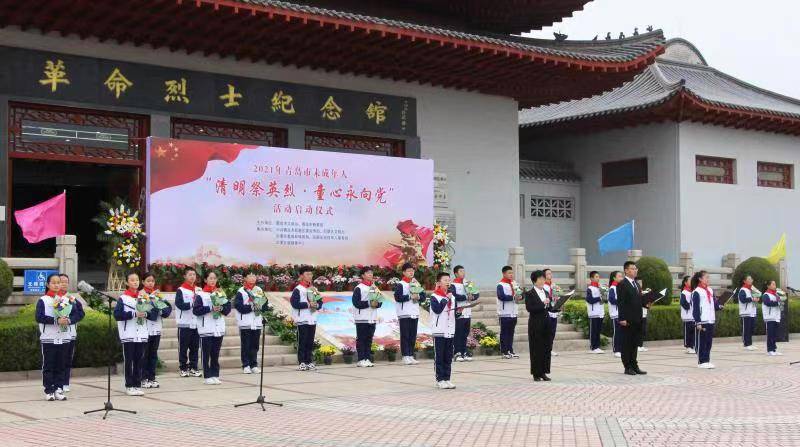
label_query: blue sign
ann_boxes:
[23,270,59,295]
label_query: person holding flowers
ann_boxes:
[394,263,426,365]
[114,272,150,396]
[430,272,456,389]
[608,271,623,358]
[175,267,202,377]
[691,270,724,369]
[449,265,479,362]
[737,275,758,351]
[35,274,69,401]
[761,280,783,356]
[496,266,521,359]
[141,272,172,389]
[234,271,270,374]
[586,271,605,354]
[291,266,323,371]
[193,271,231,385]
[354,266,383,367]
[58,273,84,393]
[679,275,696,354]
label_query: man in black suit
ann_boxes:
[617,261,648,375]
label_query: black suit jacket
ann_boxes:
[525,288,551,316]
[617,278,644,324]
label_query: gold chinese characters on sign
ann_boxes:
[271,90,295,115]
[219,84,242,108]
[320,96,342,121]
[104,68,133,99]
[366,101,388,125]
[164,78,189,104]
[39,59,70,92]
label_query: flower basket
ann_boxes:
[424,346,435,359]
[342,353,354,364]
[106,264,126,293]
[323,355,333,365]
[481,346,498,356]
[386,351,397,362]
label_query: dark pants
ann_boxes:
[697,323,714,364]
[61,340,75,386]
[433,336,454,381]
[122,342,146,388]
[398,318,419,357]
[589,317,603,350]
[766,321,779,352]
[297,324,316,364]
[178,327,199,371]
[741,316,755,347]
[454,318,471,356]
[639,318,647,347]
[143,335,161,382]
[683,321,695,349]
[612,318,622,353]
[41,342,68,394]
[240,328,261,368]
[548,316,558,348]
[528,314,552,377]
[201,336,223,378]
[620,322,642,371]
[499,316,517,355]
[355,322,376,361]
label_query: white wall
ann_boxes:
[0,28,520,286]
[522,123,681,266]
[520,180,580,265]
[679,122,799,285]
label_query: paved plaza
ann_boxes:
[0,338,798,446]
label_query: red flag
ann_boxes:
[14,192,66,243]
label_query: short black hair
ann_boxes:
[623,261,636,270]
[184,266,197,275]
[501,265,513,273]
[453,265,464,274]
[58,273,69,279]
[401,262,414,271]
[126,271,140,281]
[244,270,257,277]
[589,271,599,278]
[531,270,545,283]
[142,271,156,282]
[204,270,219,280]
[682,275,691,288]
[298,265,314,275]
[359,266,373,276]
[436,272,450,281]
[543,268,552,274]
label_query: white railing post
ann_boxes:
[778,259,788,288]
[570,248,587,292]
[508,247,525,283]
[721,253,740,286]
[680,251,694,278]
[627,249,642,263]
[55,235,78,291]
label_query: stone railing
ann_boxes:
[507,246,787,294]
[1,235,78,292]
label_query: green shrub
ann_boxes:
[733,257,780,289]
[0,304,122,372]
[0,259,12,307]
[636,256,674,305]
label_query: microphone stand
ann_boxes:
[81,286,137,419]
[234,315,283,411]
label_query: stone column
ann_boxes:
[570,248,587,292]
[679,252,694,277]
[722,253,740,270]
[627,250,642,263]
[508,247,525,283]
[779,259,788,288]
[55,235,78,291]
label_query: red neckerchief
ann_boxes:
[203,284,217,293]
[434,287,450,310]
[124,288,139,298]
[453,278,464,284]
[361,280,373,287]
[741,284,752,290]
[590,281,600,288]
[181,282,194,290]
[699,285,712,302]
[683,286,692,292]
[46,290,57,298]
[298,280,311,288]
[545,280,552,286]
[402,275,413,283]
[244,283,255,291]
[143,287,156,294]
[767,288,778,298]
[611,281,619,287]
[500,278,513,286]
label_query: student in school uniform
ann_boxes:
[234,271,269,374]
[543,269,560,357]
[430,272,457,389]
[114,272,149,396]
[141,272,172,389]
[496,266,521,359]
[394,263,426,365]
[586,271,605,353]
[608,271,623,358]
[193,271,231,385]
[174,267,202,377]
[691,270,724,369]
[638,308,649,352]
[35,274,68,401]
[678,275,696,354]
[291,266,323,371]
[761,280,783,356]
[449,265,478,362]
[59,274,84,393]
[737,275,758,351]
[353,266,381,367]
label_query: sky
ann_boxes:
[524,0,800,99]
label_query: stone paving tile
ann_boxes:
[0,340,798,446]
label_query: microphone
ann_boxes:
[77,280,95,294]
[786,286,799,294]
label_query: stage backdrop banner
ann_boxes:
[146,137,434,267]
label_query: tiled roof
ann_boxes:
[520,160,581,183]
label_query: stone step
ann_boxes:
[157,344,294,361]
[161,353,299,371]
[158,325,251,338]
[481,326,582,341]
[160,315,239,328]
[469,309,530,319]
[157,335,282,349]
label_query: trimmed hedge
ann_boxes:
[636,256,673,305]
[733,257,780,289]
[563,299,800,342]
[0,259,12,307]
[0,304,122,372]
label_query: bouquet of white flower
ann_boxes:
[409,279,424,295]
[248,288,269,316]
[465,281,480,297]
[367,285,384,304]
[600,285,610,302]
[52,296,73,332]
[210,289,228,319]
[135,296,153,325]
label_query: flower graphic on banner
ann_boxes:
[382,219,433,268]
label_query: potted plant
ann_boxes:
[371,342,383,361]
[479,336,499,356]
[423,341,435,359]
[384,343,399,362]
[319,345,337,365]
[341,345,355,364]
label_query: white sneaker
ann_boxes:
[410,357,419,365]
[204,378,216,385]
[298,363,309,371]
[179,370,190,377]
[403,356,414,365]
[638,347,647,352]
[614,352,622,358]
[356,360,365,367]
[134,388,145,396]
[436,381,448,389]
[125,387,139,396]
[591,348,605,354]
[511,352,520,359]
[774,351,783,356]
[243,366,252,374]
[365,360,374,367]
[502,354,512,359]
[698,363,714,369]
[141,380,152,389]
[307,363,317,370]
[688,348,696,354]
[45,393,55,401]
[454,354,465,362]
[445,381,456,389]
[54,389,67,401]
[552,351,559,357]
[150,380,160,388]
[62,385,70,393]
[745,345,756,351]
[213,377,222,385]
[464,354,473,362]
[189,369,202,377]
[251,367,261,374]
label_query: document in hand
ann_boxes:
[643,288,668,304]
[717,290,735,306]
[550,290,576,312]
